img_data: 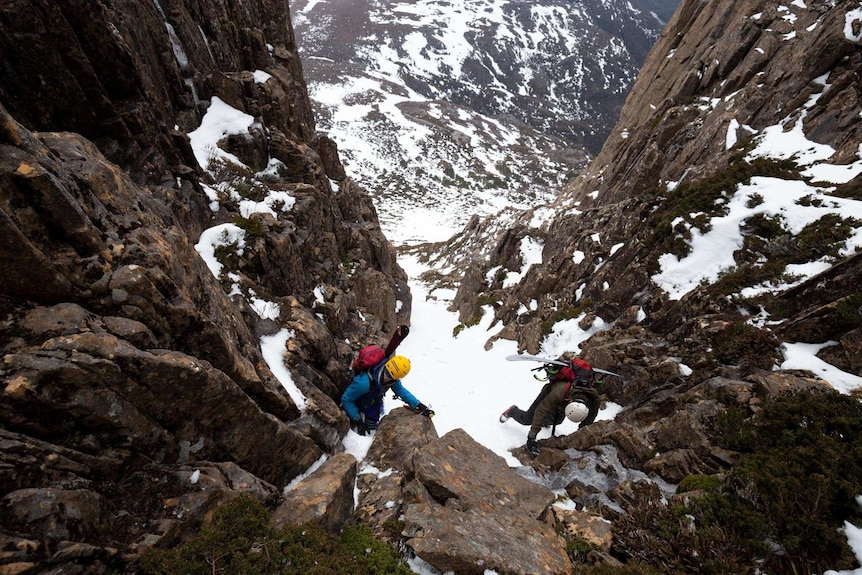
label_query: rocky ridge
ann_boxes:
[415,0,862,568]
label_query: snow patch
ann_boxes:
[261,329,308,411]
[194,223,246,278]
[188,97,255,170]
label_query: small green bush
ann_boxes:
[709,259,788,295]
[711,321,780,371]
[207,157,270,202]
[676,474,722,494]
[832,293,862,331]
[742,213,785,239]
[234,215,265,237]
[541,303,591,336]
[453,309,484,337]
[139,495,272,574]
[713,407,753,449]
[573,562,664,575]
[562,532,602,563]
[612,496,754,574]
[138,495,412,575]
[214,243,241,274]
[720,391,862,573]
[794,214,860,262]
[745,192,764,208]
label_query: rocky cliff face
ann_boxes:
[450,0,862,363]
[0,0,409,572]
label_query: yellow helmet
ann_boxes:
[385,355,411,380]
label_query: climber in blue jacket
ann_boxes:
[341,355,434,434]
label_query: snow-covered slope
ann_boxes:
[292,0,671,242]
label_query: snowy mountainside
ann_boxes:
[444,0,862,376]
[291,0,673,242]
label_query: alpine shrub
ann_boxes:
[794,214,860,262]
[711,321,780,371]
[138,495,412,575]
[676,474,722,494]
[832,292,862,331]
[722,390,862,573]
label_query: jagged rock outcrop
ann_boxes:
[355,408,572,575]
[516,318,837,488]
[0,0,314,182]
[512,352,837,547]
[0,0,411,572]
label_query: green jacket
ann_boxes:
[528,380,600,439]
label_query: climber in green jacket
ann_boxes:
[500,358,600,456]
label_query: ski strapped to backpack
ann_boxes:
[351,325,410,373]
[384,324,409,357]
[505,353,629,382]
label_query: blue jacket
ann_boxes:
[341,363,420,421]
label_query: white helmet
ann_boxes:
[565,401,589,423]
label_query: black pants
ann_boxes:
[508,386,562,427]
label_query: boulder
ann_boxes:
[350,412,571,574]
[748,371,834,396]
[553,507,613,552]
[686,377,757,408]
[365,407,439,473]
[403,502,571,575]
[644,448,721,484]
[353,471,406,542]
[402,429,570,575]
[606,479,664,511]
[271,452,358,533]
[652,403,721,452]
[1,488,105,543]
[4,331,322,487]
[411,429,554,517]
[553,422,656,471]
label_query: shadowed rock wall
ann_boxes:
[0,1,411,572]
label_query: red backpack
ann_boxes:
[571,358,596,386]
[551,358,595,387]
[352,345,386,372]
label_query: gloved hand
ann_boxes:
[350,419,369,436]
[525,437,540,457]
[415,403,435,418]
